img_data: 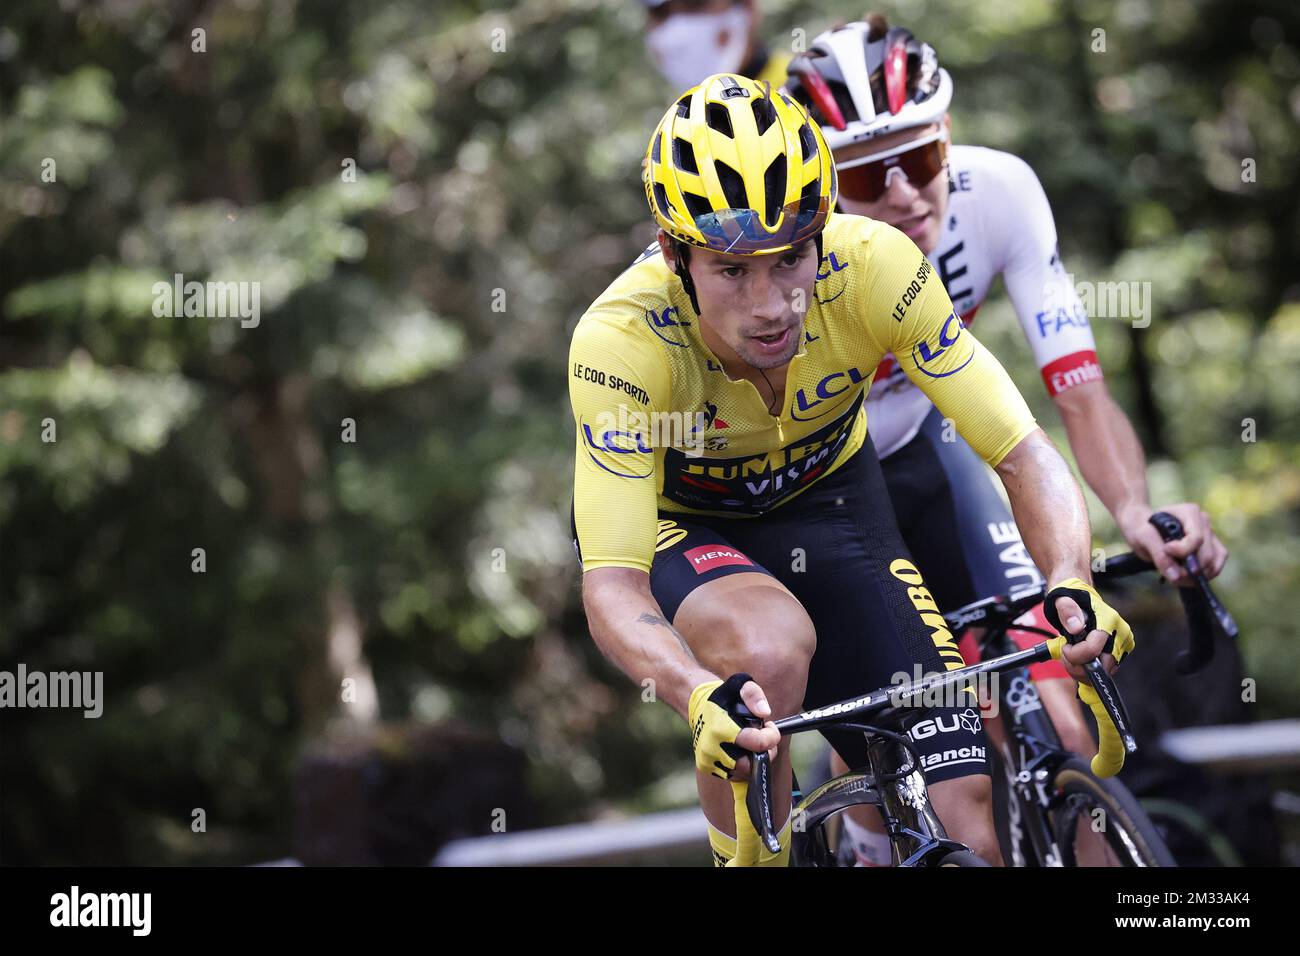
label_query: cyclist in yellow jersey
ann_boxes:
[569,73,1135,866]
[639,0,789,91]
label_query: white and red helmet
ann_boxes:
[785,19,953,151]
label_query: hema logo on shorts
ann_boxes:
[684,545,754,574]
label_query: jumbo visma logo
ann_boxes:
[791,366,866,421]
[581,419,654,478]
[911,312,974,379]
[889,557,966,669]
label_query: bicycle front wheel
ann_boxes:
[1050,758,1176,867]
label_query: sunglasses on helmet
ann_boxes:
[835,130,948,203]
[691,196,831,255]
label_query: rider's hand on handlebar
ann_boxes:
[1117,501,1228,586]
[687,673,780,780]
[1056,615,1117,682]
[1045,579,1136,684]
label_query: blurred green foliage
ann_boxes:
[0,0,1297,863]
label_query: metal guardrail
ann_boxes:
[431,807,709,866]
[1159,719,1300,773]
[250,721,1300,867]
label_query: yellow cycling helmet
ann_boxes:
[644,73,837,256]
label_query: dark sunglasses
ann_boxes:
[836,134,948,203]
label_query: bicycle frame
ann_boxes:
[789,737,971,867]
[763,639,1060,866]
[979,627,1073,867]
[865,730,971,865]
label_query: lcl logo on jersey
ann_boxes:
[911,312,974,379]
[814,251,850,304]
[791,366,867,421]
[816,251,848,281]
[583,422,652,455]
[580,419,654,479]
[645,305,689,347]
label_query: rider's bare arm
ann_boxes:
[1054,379,1228,582]
[581,566,715,718]
[993,428,1093,588]
[1055,379,1153,546]
[994,429,1124,678]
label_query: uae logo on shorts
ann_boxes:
[684,545,754,575]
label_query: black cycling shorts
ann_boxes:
[880,407,1071,684]
[635,441,990,785]
[881,406,1046,609]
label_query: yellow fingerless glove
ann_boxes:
[687,674,752,780]
[1044,577,1135,663]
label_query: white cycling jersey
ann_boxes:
[868,145,1101,459]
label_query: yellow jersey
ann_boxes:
[568,213,1037,573]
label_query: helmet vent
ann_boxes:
[672,137,698,175]
[798,123,816,162]
[714,160,748,212]
[763,154,787,226]
[799,179,820,217]
[651,131,662,163]
[652,182,673,220]
[675,95,692,118]
[683,192,713,223]
[751,96,776,135]
[705,102,734,138]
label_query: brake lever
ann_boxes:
[734,701,781,856]
[1083,658,1138,757]
[1044,587,1138,766]
[1185,553,1239,639]
[1149,511,1238,674]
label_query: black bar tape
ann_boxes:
[1148,510,1186,542]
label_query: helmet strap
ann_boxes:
[672,241,703,317]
